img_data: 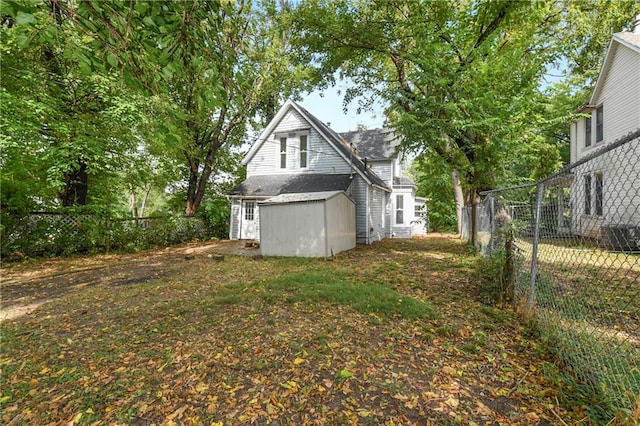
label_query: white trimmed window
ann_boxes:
[300,135,308,168]
[396,195,404,224]
[585,117,592,147]
[596,105,603,143]
[595,173,603,216]
[584,175,592,215]
[279,137,287,169]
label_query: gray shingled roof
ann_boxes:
[228,174,354,197]
[339,129,400,160]
[293,102,390,190]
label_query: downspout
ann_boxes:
[366,184,370,244]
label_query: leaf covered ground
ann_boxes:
[1,235,598,425]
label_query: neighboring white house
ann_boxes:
[228,100,427,255]
[568,30,640,245]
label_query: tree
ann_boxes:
[1,1,147,213]
[44,0,317,216]
[289,0,639,240]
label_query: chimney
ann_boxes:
[634,14,640,35]
[326,122,331,128]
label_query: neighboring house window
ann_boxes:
[244,201,255,221]
[280,137,287,169]
[300,135,308,168]
[596,105,603,143]
[595,173,603,216]
[585,117,592,147]
[396,195,404,224]
[584,175,592,215]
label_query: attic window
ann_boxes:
[280,137,287,169]
[300,135,308,168]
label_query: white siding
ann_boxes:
[571,140,640,237]
[368,187,386,242]
[391,187,417,238]
[246,109,352,177]
[370,161,393,185]
[229,199,241,240]
[573,43,640,161]
[592,45,640,145]
[350,176,369,244]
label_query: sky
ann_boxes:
[298,80,386,133]
[298,62,568,134]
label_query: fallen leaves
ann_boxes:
[1,237,592,424]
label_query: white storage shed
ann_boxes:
[258,191,356,257]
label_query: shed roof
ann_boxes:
[228,173,353,197]
[259,190,350,206]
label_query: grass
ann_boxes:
[214,269,437,320]
[506,237,640,422]
[0,236,625,424]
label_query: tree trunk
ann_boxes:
[61,160,88,207]
[139,186,151,218]
[452,169,464,234]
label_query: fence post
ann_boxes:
[489,193,495,254]
[528,183,544,310]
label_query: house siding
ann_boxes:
[350,177,369,244]
[569,35,640,240]
[230,199,241,240]
[592,45,640,146]
[391,186,417,238]
[571,140,640,237]
[576,44,640,161]
[246,109,353,176]
[369,161,392,185]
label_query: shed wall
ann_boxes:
[260,201,326,256]
[325,194,356,255]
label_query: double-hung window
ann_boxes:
[596,105,603,143]
[396,195,404,224]
[299,135,308,168]
[585,117,592,147]
[584,175,592,215]
[595,173,603,216]
[280,137,287,169]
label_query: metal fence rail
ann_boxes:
[464,130,640,418]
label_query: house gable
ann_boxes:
[572,32,640,161]
[242,100,389,190]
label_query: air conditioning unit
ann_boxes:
[603,225,640,251]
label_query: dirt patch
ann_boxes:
[0,240,257,321]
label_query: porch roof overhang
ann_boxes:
[228,173,353,198]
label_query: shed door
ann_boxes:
[241,200,257,239]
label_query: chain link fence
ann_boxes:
[1,213,209,260]
[464,129,640,419]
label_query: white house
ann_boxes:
[568,30,640,246]
[228,100,427,255]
